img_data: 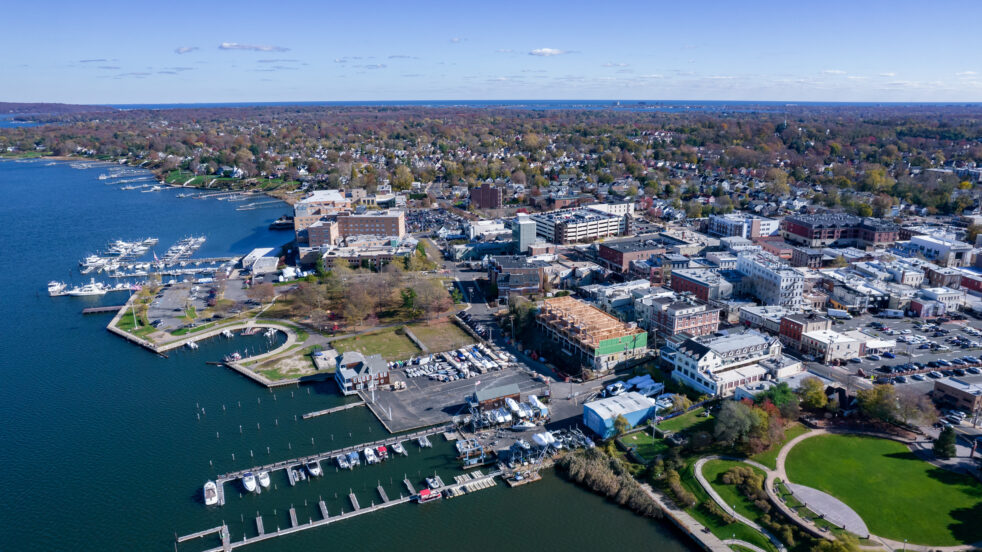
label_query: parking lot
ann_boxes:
[406,207,464,234]
[145,279,248,331]
[366,350,547,434]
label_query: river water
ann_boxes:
[0,159,696,551]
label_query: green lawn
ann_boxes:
[659,407,713,434]
[750,423,809,469]
[621,430,670,461]
[703,459,770,523]
[331,327,421,361]
[677,459,777,552]
[785,434,982,546]
[408,319,474,352]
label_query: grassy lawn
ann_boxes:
[785,434,982,546]
[408,319,474,352]
[750,423,809,469]
[331,327,421,361]
[677,459,777,552]
[658,407,713,434]
[703,459,770,523]
[621,430,670,461]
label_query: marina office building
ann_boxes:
[536,295,648,375]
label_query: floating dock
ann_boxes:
[211,423,453,506]
[81,305,125,314]
[181,471,503,552]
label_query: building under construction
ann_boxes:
[536,295,648,375]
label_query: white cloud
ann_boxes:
[388,54,418,60]
[822,69,846,75]
[174,46,199,55]
[602,62,628,67]
[878,72,896,77]
[79,59,108,63]
[529,48,567,57]
[956,71,977,76]
[450,37,463,43]
[218,42,289,52]
[846,76,868,80]
[258,59,298,63]
[495,48,515,54]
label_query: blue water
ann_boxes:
[0,159,696,551]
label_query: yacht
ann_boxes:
[375,445,388,461]
[223,352,242,363]
[221,329,234,338]
[185,341,199,350]
[336,455,350,469]
[68,279,108,296]
[425,476,441,489]
[203,481,219,506]
[257,471,270,489]
[305,460,322,477]
[391,442,406,456]
[47,281,67,296]
[242,472,257,493]
[363,448,378,465]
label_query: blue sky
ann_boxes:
[3,0,981,104]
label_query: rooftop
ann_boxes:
[600,238,665,253]
[538,295,645,349]
[534,207,621,224]
[583,391,654,419]
[299,190,346,204]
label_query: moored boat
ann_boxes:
[363,447,378,465]
[305,460,322,477]
[203,480,219,506]
[257,471,271,488]
[391,442,406,456]
[415,488,441,503]
[242,472,257,493]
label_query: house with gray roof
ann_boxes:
[334,351,390,396]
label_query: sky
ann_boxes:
[3,0,982,104]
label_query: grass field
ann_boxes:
[331,327,421,361]
[677,459,777,552]
[659,407,713,434]
[750,423,809,469]
[785,434,982,546]
[703,459,770,523]
[408,319,474,352]
[621,430,670,461]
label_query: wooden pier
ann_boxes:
[348,493,360,511]
[177,525,225,543]
[403,478,416,494]
[255,516,264,536]
[289,508,298,528]
[211,423,453,505]
[377,485,389,503]
[319,500,329,519]
[301,400,365,420]
[81,305,124,314]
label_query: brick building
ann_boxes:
[469,183,504,209]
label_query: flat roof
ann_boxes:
[299,190,346,203]
[584,392,653,420]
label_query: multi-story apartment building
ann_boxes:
[707,214,779,239]
[781,213,899,248]
[778,313,832,351]
[909,234,974,267]
[670,268,737,302]
[597,238,666,272]
[634,293,721,338]
[469,183,504,209]
[662,330,782,397]
[736,251,804,308]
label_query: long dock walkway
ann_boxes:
[213,423,453,505]
[301,401,365,419]
[189,471,502,552]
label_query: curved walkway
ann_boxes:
[694,456,786,552]
[783,483,869,537]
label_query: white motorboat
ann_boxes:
[511,421,536,431]
[68,279,108,296]
[185,341,199,350]
[47,281,67,296]
[242,472,257,492]
[221,329,234,338]
[305,460,322,477]
[203,480,219,506]
[363,448,378,465]
[257,471,271,489]
[336,455,350,469]
[391,442,406,456]
[264,328,277,338]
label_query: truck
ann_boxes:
[827,308,853,320]
[879,309,905,318]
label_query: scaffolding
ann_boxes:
[537,295,645,352]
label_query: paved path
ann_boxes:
[694,457,786,552]
[638,483,731,552]
[784,483,869,537]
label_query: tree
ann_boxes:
[830,255,848,268]
[713,401,755,445]
[756,381,796,407]
[933,426,956,459]
[798,377,828,410]
[669,394,692,413]
[811,535,861,552]
[857,385,898,422]
[613,414,630,437]
[246,282,275,304]
[896,387,938,426]
[765,168,790,196]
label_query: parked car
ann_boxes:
[849,357,863,364]
[883,351,896,359]
[867,354,881,361]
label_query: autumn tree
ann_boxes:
[798,377,828,410]
[857,385,898,422]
